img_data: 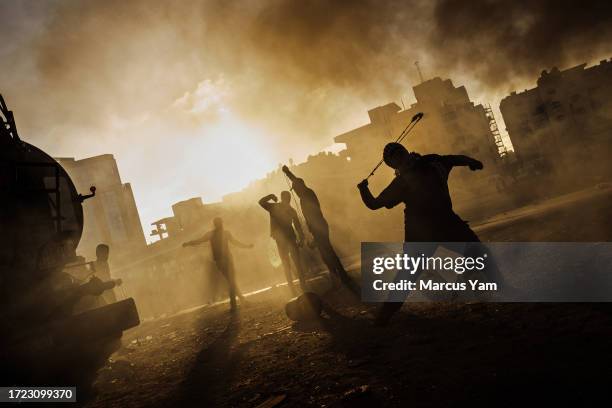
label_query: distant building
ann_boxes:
[500,59,612,179]
[56,154,146,264]
[335,77,507,202]
[150,197,222,241]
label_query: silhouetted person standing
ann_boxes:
[183,217,253,311]
[358,143,485,324]
[281,165,360,295]
[259,191,307,294]
[93,244,117,304]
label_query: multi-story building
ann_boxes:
[500,58,611,180]
[335,77,507,203]
[56,154,146,265]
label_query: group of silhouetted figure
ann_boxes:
[183,142,503,325]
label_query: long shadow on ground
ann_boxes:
[166,311,249,407]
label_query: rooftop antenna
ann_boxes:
[415,61,424,84]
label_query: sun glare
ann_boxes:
[188,112,277,201]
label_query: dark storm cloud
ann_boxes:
[186,0,612,92]
[430,0,612,88]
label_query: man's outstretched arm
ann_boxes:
[183,231,212,247]
[228,232,254,249]
[258,193,277,210]
[444,155,483,170]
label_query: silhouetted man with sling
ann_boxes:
[358,142,501,325]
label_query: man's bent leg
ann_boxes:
[375,242,436,326]
[317,235,360,291]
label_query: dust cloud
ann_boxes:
[1,0,610,228]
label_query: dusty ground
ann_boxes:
[85,185,612,407]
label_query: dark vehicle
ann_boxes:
[0,95,139,387]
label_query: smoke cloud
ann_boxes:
[430,0,612,88]
[1,0,610,230]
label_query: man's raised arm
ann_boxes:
[282,165,311,199]
[258,193,277,211]
[183,231,212,247]
[357,178,403,210]
[228,232,254,249]
[281,165,297,182]
[357,179,385,210]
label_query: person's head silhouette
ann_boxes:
[383,142,420,170]
[280,190,291,205]
[96,244,110,262]
[213,216,224,230]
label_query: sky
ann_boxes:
[1,0,611,239]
